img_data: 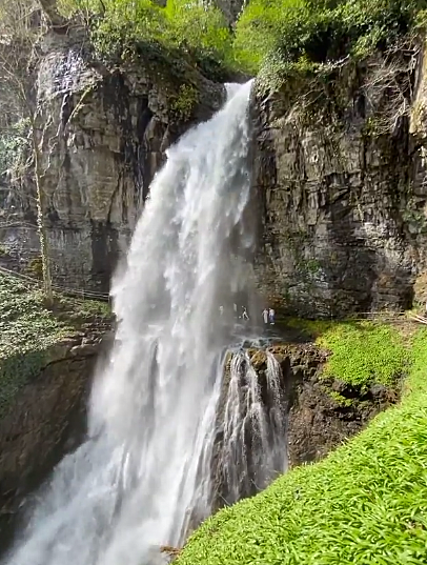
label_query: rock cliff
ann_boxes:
[0,328,110,555]
[6,32,427,316]
[253,45,427,317]
[2,28,224,293]
[208,335,398,517]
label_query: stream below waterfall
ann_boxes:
[4,82,288,565]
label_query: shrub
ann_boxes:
[234,0,427,76]
[60,0,233,74]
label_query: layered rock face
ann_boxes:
[253,47,427,317]
[6,29,224,293]
[0,327,111,554]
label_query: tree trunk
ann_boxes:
[32,125,53,306]
[38,0,67,28]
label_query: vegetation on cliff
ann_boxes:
[290,319,410,388]
[55,0,427,86]
[176,324,427,565]
[0,273,110,416]
[235,0,426,72]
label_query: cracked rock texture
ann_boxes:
[253,47,427,317]
[3,29,224,293]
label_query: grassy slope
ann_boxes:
[177,324,427,565]
[288,319,411,387]
[0,273,110,415]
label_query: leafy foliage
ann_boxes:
[170,83,199,121]
[0,273,110,416]
[56,0,427,91]
[234,0,427,77]
[176,326,427,565]
[60,0,234,73]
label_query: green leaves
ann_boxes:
[0,273,110,416]
[318,321,409,387]
[234,0,427,79]
[176,327,427,565]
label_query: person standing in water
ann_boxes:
[242,306,249,321]
[268,307,275,325]
[262,308,269,324]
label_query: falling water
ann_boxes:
[211,348,287,509]
[4,81,287,565]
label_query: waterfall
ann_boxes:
[4,81,287,565]
[210,348,287,509]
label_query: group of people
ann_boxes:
[218,304,276,325]
[262,307,275,325]
[219,304,249,320]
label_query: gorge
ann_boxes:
[2,1,427,564]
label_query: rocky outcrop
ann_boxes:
[213,0,246,25]
[284,351,399,466]
[0,329,110,555]
[253,45,427,317]
[243,342,397,467]
[209,337,398,515]
[2,29,224,292]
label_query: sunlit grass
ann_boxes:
[177,327,427,565]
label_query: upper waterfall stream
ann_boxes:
[5,81,287,565]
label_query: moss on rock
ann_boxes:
[0,273,111,417]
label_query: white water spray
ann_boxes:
[211,349,287,508]
[5,82,264,565]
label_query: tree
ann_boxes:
[0,0,55,304]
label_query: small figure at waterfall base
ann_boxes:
[262,308,269,324]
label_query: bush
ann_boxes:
[57,0,427,83]
[60,0,233,73]
[234,0,427,75]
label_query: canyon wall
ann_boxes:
[1,29,224,293]
[253,45,427,317]
[4,30,427,315]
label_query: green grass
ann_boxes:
[288,319,410,388]
[176,327,427,565]
[0,273,110,416]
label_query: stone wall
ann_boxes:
[0,328,111,555]
[253,46,427,317]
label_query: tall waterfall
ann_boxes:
[4,81,286,565]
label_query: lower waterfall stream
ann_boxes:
[4,82,287,565]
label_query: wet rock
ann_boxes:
[70,343,99,357]
[210,339,400,507]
